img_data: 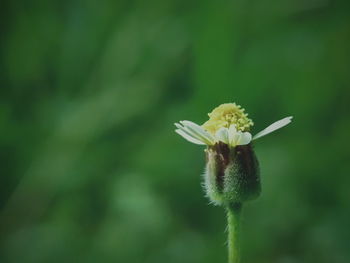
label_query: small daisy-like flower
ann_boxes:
[175,103,292,148]
[175,102,293,263]
[174,102,293,205]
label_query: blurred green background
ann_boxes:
[1,0,350,262]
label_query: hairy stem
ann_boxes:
[226,203,242,263]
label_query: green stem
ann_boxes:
[226,203,242,263]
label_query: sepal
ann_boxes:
[204,143,261,206]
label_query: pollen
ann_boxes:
[202,103,254,134]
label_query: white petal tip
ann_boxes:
[215,127,229,144]
[237,132,252,145]
[175,129,206,145]
[253,116,293,140]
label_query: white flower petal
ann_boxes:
[175,129,206,145]
[215,127,229,144]
[174,123,184,130]
[174,123,204,142]
[175,123,198,140]
[228,124,237,144]
[228,124,237,134]
[180,120,214,140]
[253,116,293,140]
[237,132,252,145]
[180,120,215,145]
[230,133,241,147]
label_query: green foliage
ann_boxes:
[1,0,350,263]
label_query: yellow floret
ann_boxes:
[202,103,254,134]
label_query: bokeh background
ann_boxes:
[1,0,350,262]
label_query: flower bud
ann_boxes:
[204,142,261,206]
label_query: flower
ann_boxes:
[175,103,292,148]
[175,102,293,206]
[174,103,293,262]
[202,103,253,133]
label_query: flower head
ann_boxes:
[174,102,293,262]
[175,103,292,148]
[175,102,292,205]
[203,103,253,134]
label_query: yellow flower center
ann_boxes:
[202,103,254,134]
